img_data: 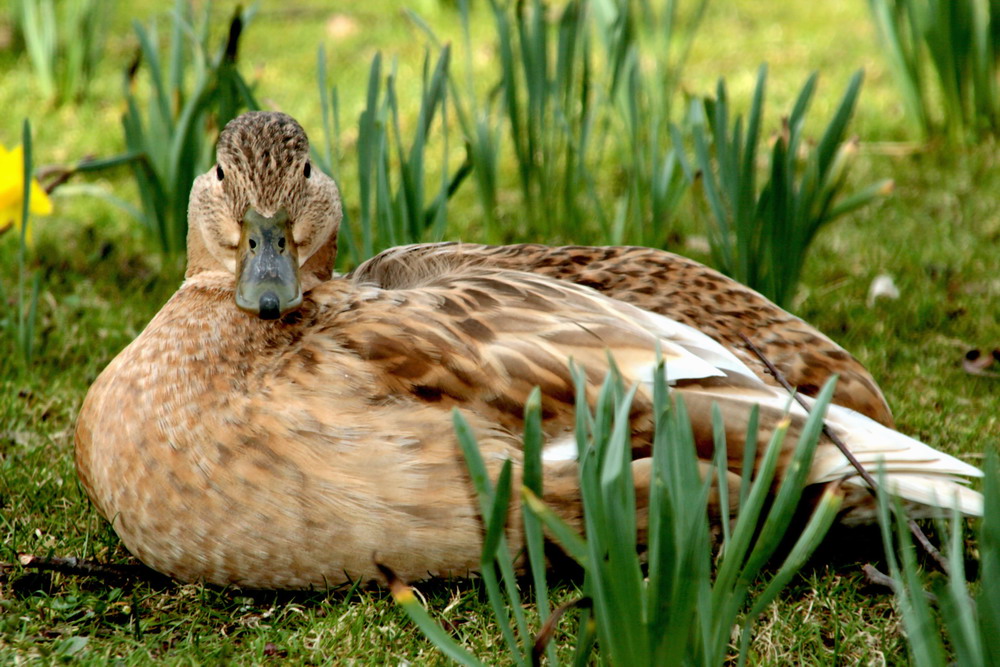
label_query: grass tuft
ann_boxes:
[119,0,258,255]
[392,364,841,664]
[874,450,1000,667]
[9,0,109,104]
[691,65,892,308]
[868,0,1000,144]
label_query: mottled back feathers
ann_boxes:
[351,242,895,426]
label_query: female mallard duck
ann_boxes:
[75,111,982,589]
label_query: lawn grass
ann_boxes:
[1,1,998,663]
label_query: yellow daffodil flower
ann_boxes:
[0,143,53,245]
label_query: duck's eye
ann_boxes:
[303,161,311,179]
[216,165,225,181]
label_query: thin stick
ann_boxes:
[861,563,939,604]
[38,165,77,194]
[738,332,950,574]
[531,596,592,667]
[862,563,901,593]
[12,553,153,580]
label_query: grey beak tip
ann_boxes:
[258,292,281,320]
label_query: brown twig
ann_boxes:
[738,332,951,574]
[37,165,78,195]
[531,596,592,667]
[13,553,153,580]
[861,563,899,592]
[862,563,939,604]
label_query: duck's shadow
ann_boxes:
[5,518,975,620]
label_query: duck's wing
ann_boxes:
[349,242,895,427]
[320,267,982,519]
[323,267,757,440]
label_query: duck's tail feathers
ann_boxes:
[678,381,983,522]
[809,400,983,519]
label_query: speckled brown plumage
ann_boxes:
[75,111,982,590]
[350,243,894,426]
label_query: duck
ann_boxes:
[74,111,983,590]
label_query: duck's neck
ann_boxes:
[135,272,310,399]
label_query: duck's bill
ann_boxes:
[235,208,303,320]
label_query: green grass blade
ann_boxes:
[315,45,333,174]
[520,488,588,567]
[816,70,863,174]
[520,389,551,613]
[16,119,36,364]
[579,378,648,666]
[876,467,948,667]
[930,507,981,667]
[713,416,787,598]
[570,605,597,667]
[381,566,485,667]
[737,405,760,510]
[357,52,383,260]
[452,409,495,518]
[648,388,714,665]
[18,0,56,98]
[133,22,172,133]
[747,484,842,619]
[867,0,930,135]
[712,404,731,546]
[519,419,555,667]
[19,119,32,251]
[167,0,186,100]
[740,64,767,223]
[692,114,731,270]
[826,178,894,220]
[980,448,1000,667]
[481,459,513,567]
[21,272,42,364]
[453,411,525,663]
[895,498,948,667]
[743,379,836,577]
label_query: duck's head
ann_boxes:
[186,111,342,320]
